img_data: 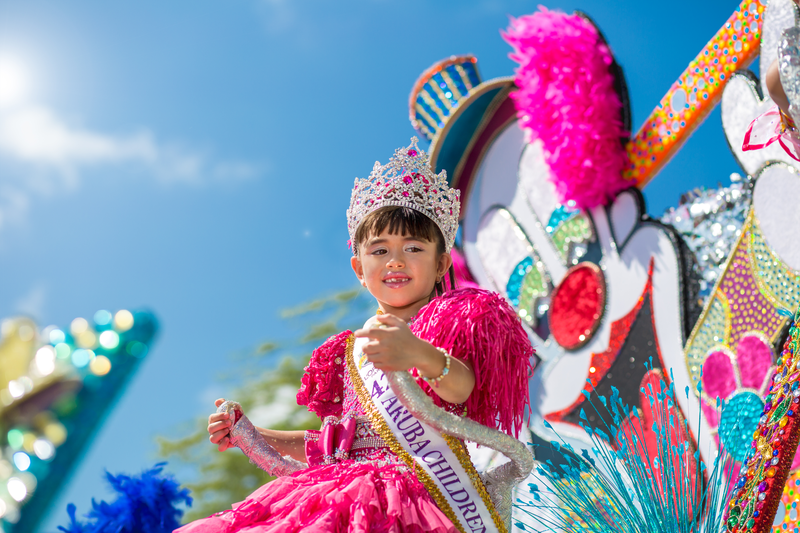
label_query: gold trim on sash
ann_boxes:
[345,334,507,533]
[443,433,507,533]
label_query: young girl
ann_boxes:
[177,138,533,533]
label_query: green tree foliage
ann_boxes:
[157,287,373,522]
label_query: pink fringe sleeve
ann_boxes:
[411,289,534,437]
[296,330,350,419]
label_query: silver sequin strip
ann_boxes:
[779,26,800,126]
[217,400,306,477]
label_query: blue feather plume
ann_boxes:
[57,463,192,533]
[515,364,738,533]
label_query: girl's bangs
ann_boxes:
[355,207,443,251]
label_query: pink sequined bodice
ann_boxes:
[302,353,467,466]
[303,368,401,466]
[297,288,535,467]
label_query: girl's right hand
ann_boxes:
[208,398,234,452]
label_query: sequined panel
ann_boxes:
[750,219,800,313]
[546,262,651,424]
[506,256,549,326]
[410,56,481,142]
[685,210,790,391]
[780,26,800,126]
[518,263,548,323]
[660,177,749,304]
[551,214,593,264]
[725,310,800,532]
[686,294,731,387]
[545,205,575,235]
[476,207,540,297]
[720,230,786,348]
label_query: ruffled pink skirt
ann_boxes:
[175,460,457,533]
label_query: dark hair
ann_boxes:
[353,206,456,297]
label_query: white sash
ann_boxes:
[348,334,504,533]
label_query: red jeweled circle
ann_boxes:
[548,262,606,350]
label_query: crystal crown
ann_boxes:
[347,137,461,254]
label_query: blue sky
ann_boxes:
[0,0,745,530]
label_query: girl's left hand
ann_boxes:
[354,313,425,371]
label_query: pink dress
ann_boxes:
[176,288,533,533]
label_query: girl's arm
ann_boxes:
[355,314,476,405]
[207,399,308,463]
[256,428,307,463]
[411,339,475,405]
[767,60,790,114]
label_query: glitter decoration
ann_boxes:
[548,263,605,350]
[686,296,732,384]
[505,255,549,327]
[544,202,593,264]
[626,0,765,186]
[724,306,800,533]
[720,226,784,347]
[545,204,577,234]
[218,400,306,476]
[750,219,800,313]
[518,263,548,323]
[547,262,653,424]
[551,213,593,264]
[719,391,765,462]
[660,175,751,305]
[780,26,800,127]
[684,208,795,391]
[505,256,533,308]
[700,333,777,455]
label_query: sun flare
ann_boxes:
[0,56,29,106]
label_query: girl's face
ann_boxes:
[351,229,451,318]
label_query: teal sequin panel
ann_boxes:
[507,257,533,307]
[719,391,764,462]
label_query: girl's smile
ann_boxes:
[383,272,412,288]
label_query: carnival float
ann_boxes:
[2,0,800,532]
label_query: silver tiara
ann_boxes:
[347,137,460,254]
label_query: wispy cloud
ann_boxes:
[0,100,260,235]
[0,52,262,237]
[0,104,259,184]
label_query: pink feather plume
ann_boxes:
[502,7,630,210]
[450,248,480,290]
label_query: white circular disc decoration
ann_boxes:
[752,164,800,271]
